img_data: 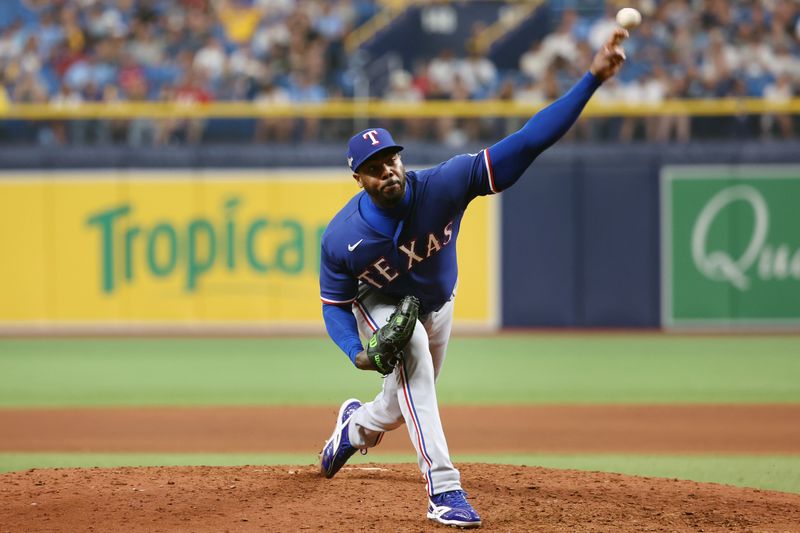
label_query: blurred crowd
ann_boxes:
[385,0,800,144]
[0,0,375,144]
[0,0,798,145]
[527,0,800,142]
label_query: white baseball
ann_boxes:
[616,7,642,30]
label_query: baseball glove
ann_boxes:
[366,295,419,375]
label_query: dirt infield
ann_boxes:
[2,404,800,532]
[2,404,799,453]
[2,464,800,532]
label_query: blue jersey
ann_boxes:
[320,151,497,314]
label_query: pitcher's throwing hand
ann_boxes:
[591,28,629,81]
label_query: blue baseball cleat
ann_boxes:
[319,398,362,478]
[427,489,482,528]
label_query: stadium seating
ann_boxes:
[0,0,797,144]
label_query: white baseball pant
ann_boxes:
[347,287,461,496]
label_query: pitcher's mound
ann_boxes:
[2,463,799,532]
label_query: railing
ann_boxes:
[2,98,800,120]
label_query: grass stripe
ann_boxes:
[1,336,799,406]
[0,452,316,472]
[453,454,800,495]
[2,452,798,494]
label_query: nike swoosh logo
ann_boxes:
[347,239,364,252]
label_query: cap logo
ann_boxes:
[362,129,380,145]
[347,156,354,169]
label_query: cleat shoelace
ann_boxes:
[438,490,469,508]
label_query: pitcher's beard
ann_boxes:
[381,181,404,205]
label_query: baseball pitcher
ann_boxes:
[319,29,628,529]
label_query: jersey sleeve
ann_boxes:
[322,303,364,364]
[424,151,498,208]
[319,241,358,305]
[484,71,602,191]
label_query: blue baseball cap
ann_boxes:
[346,128,404,172]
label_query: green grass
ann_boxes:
[2,452,798,494]
[454,454,800,495]
[1,335,799,406]
[0,452,315,472]
[3,335,798,495]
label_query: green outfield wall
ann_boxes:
[662,166,800,328]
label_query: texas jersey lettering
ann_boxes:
[354,219,454,288]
